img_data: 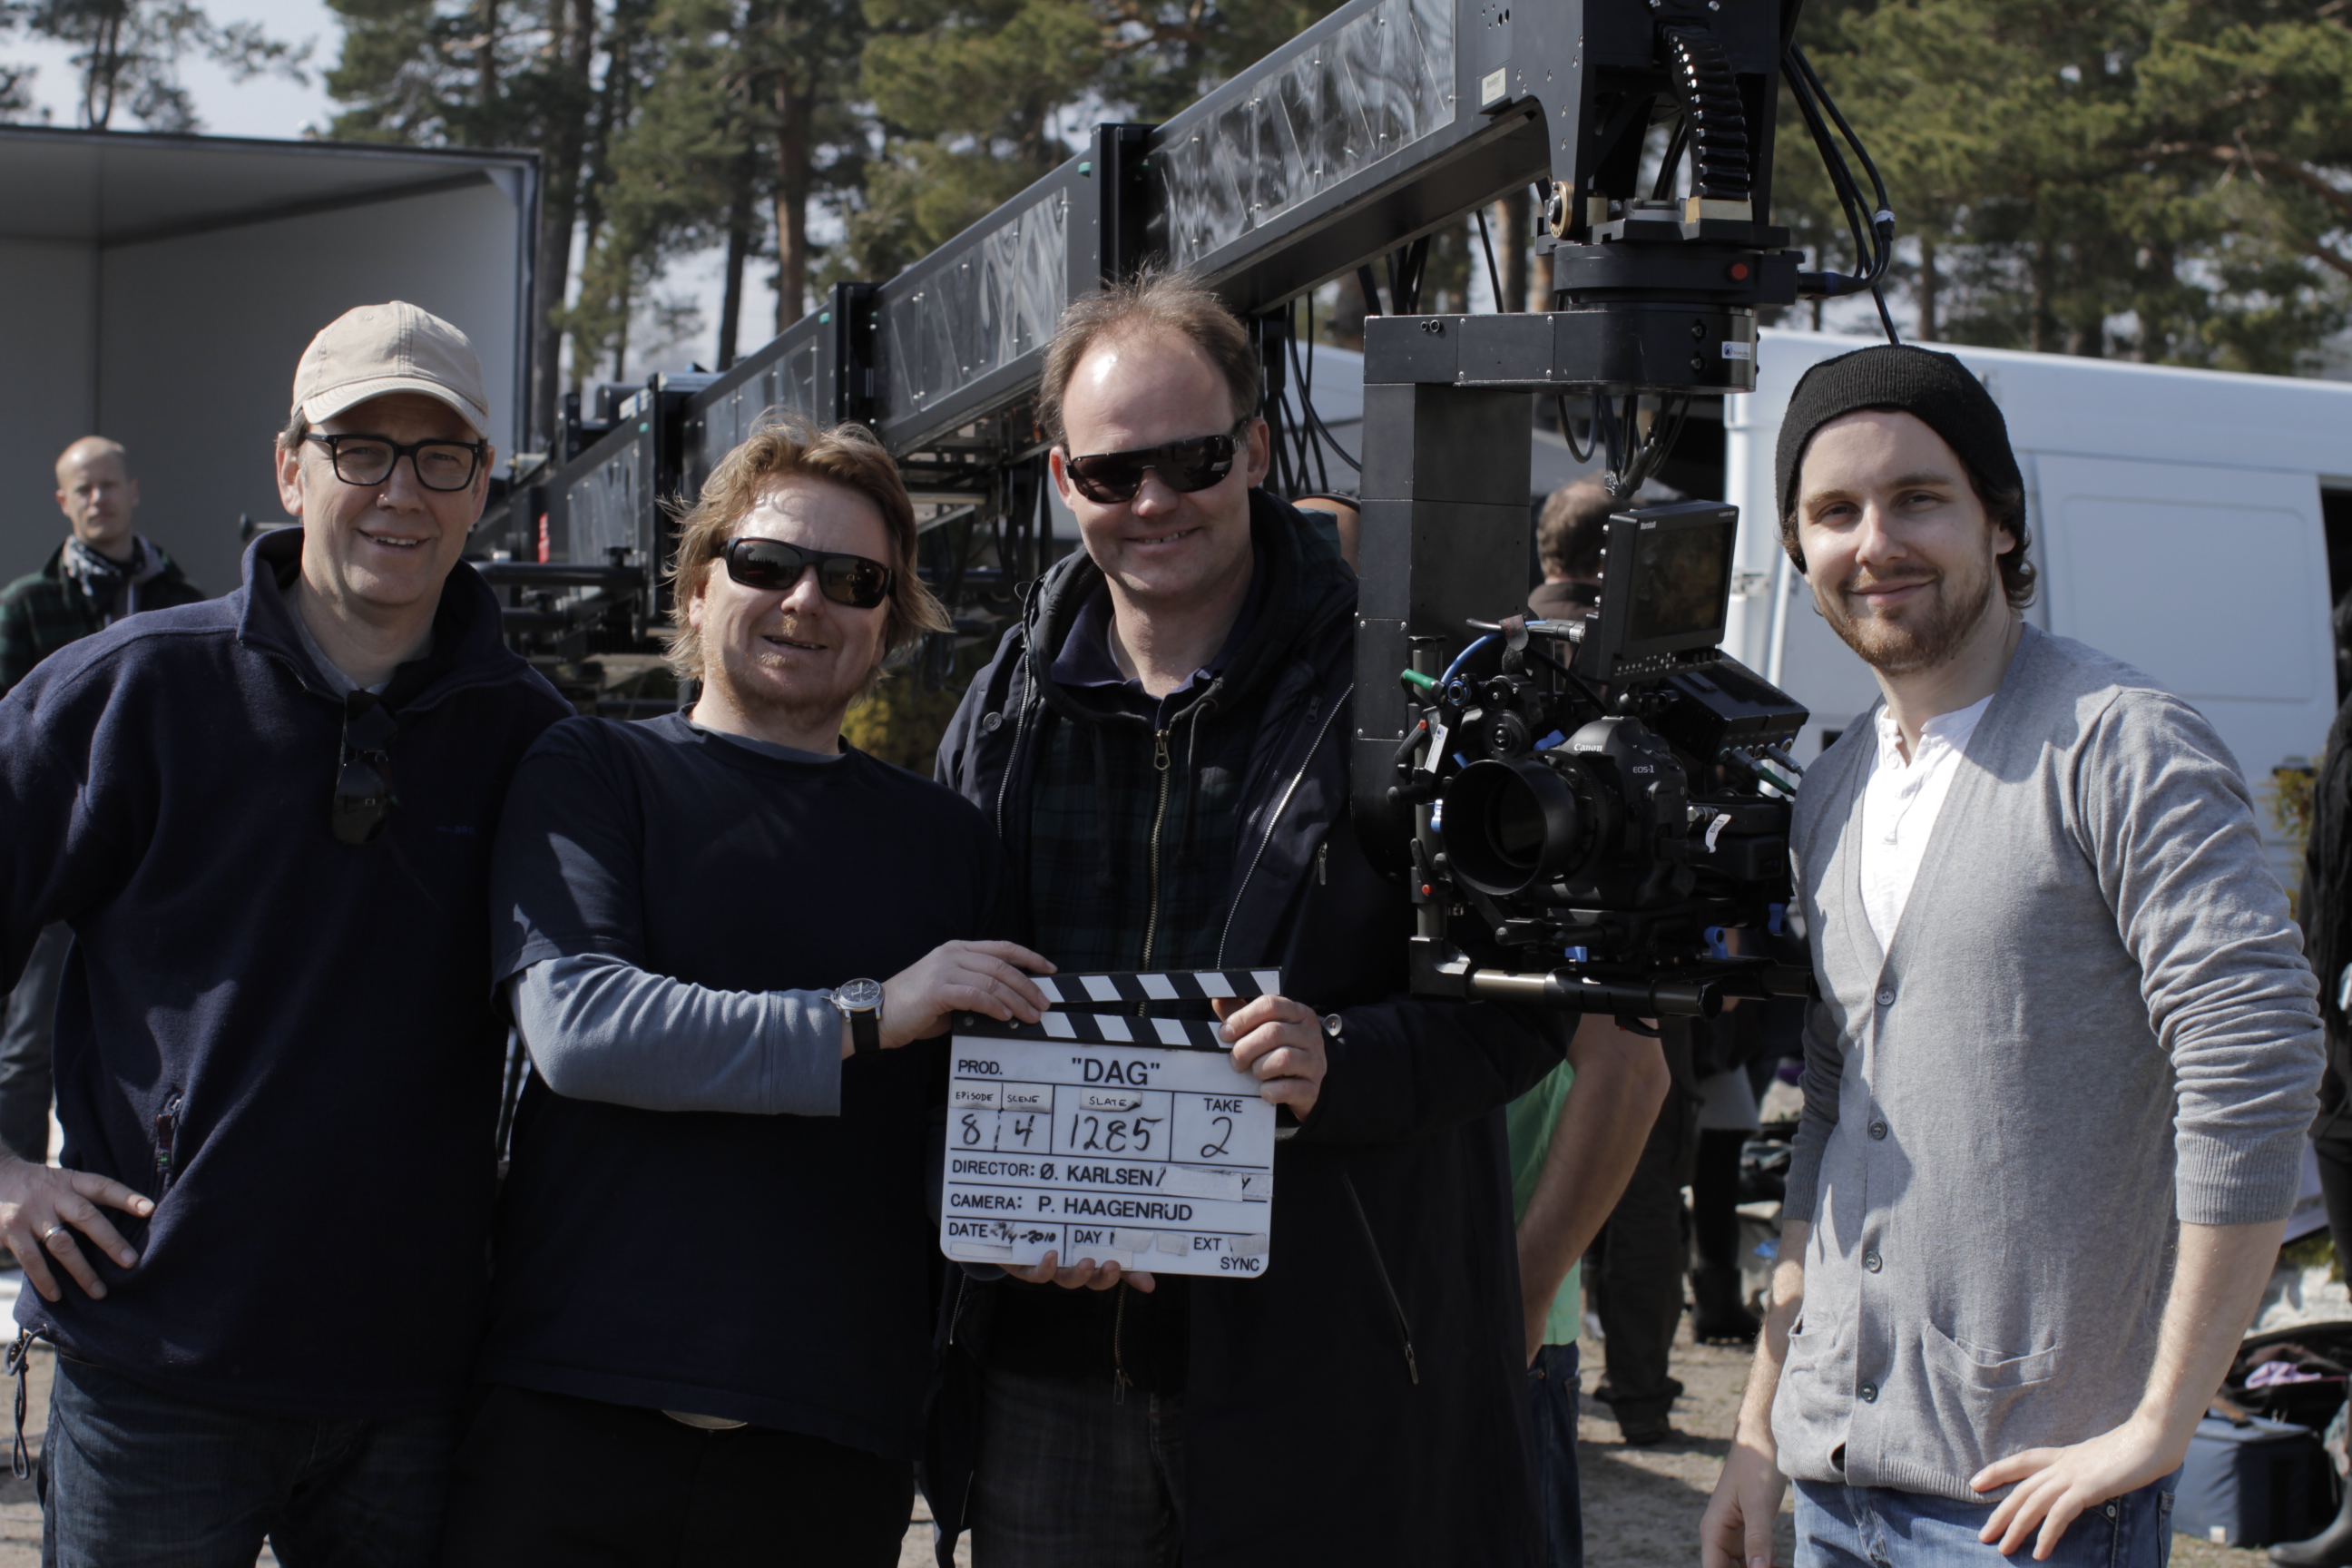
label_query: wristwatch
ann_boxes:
[831,979,885,1059]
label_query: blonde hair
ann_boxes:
[664,416,948,680]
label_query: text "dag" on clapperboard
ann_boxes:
[940,968,1284,1279]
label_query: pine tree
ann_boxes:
[8,0,306,130]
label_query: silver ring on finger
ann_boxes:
[41,1223,67,1245]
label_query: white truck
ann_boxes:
[0,126,538,600]
[1722,328,2352,878]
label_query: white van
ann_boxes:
[1721,329,2352,879]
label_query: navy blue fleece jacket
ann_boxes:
[0,528,569,1416]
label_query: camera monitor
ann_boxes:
[1573,501,1740,683]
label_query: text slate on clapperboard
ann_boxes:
[938,1023,1279,1279]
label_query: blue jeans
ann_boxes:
[969,1365,1184,1568]
[1793,1473,2178,1568]
[1527,1342,1583,1568]
[40,1352,460,1567]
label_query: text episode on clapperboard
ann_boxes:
[939,969,1282,1279]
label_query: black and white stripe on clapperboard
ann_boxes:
[953,968,1284,1052]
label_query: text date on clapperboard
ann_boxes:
[940,1032,1277,1278]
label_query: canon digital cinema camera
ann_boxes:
[1387,501,1818,1023]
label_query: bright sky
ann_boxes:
[8,0,340,137]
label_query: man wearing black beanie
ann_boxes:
[1699,344,2320,1568]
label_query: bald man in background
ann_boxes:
[0,438,204,1164]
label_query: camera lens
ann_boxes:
[1442,757,1590,898]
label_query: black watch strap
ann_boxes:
[849,1009,881,1058]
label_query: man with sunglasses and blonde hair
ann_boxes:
[440,416,1054,1564]
[930,273,1574,1567]
[0,300,570,1562]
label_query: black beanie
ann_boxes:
[1773,345,2022,524]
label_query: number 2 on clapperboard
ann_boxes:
[959,1111,1042,1150]
[1200,1116,1233,1160]
[1067,1113,1161,1154]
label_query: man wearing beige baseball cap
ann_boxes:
[0,300,569,1563]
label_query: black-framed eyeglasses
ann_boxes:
[1063,421,1249,505]
[304,433,486,493]
[719,537,893,610]
[332,692,399,847]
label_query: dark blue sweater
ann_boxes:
[0,529,569,1416]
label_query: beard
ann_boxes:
[706,615,879,727]
[1815,548,1999,675]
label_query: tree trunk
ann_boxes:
[1916,234,1939,341]
[718,155,754,371]
[1496,195,1527,313]
[2029,241,2055,354]
[476,0,499,111]
[770,72,814,331]
[529,0,601,450]
[86,3,124,129]
[612,281,631,383]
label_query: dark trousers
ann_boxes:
[40,1351,459,1568]
[1583,1079,1698,1431]
[1526,1342,1583,1568]
[0,924,69,1162]
[2315,1038,2352,1269]
[438,1384,911,1567]
[968,1365,1185,1568]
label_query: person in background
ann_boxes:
[0,438,205,1168]
[1702,344,2320,1568]
[1290,489,1359,572]
[2275,591,2352,1568]
[1511,1017,1672,1566]
[0,301,570,1563]
[1527,478,1610,621]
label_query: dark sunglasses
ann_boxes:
[719,537,893,610]
[333,692,398,847]
[1063,422,1248,505]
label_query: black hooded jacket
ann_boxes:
[931,492,1564,1567]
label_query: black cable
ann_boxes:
[1301,393,1362,473]
[1558,394,1596,464]
[1475,205,1505,311]
[1871,286,1903,345]
[1651,115,1690,201]
[1287,304,1331,493]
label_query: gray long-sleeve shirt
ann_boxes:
[1776,622,2322,1502]
[505,719,853,1115]
[512,954,844,1114]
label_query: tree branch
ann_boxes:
[2147,139,2352,223]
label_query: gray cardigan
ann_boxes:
[1775,622,2322,1501]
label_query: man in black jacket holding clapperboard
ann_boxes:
[932,273,1579,1568]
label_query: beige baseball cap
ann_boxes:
[293,301,492,440]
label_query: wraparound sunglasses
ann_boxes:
[1063,422,1248,505]
[720,536,893,610]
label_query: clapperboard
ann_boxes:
[939,969,1282,1279]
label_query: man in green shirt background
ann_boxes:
[1511,1017,1671,1568]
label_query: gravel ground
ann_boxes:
[0,1330,2288,1566]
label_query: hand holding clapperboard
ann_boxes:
[940,969,1311,1280]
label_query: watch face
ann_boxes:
[837,978,884,1012]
